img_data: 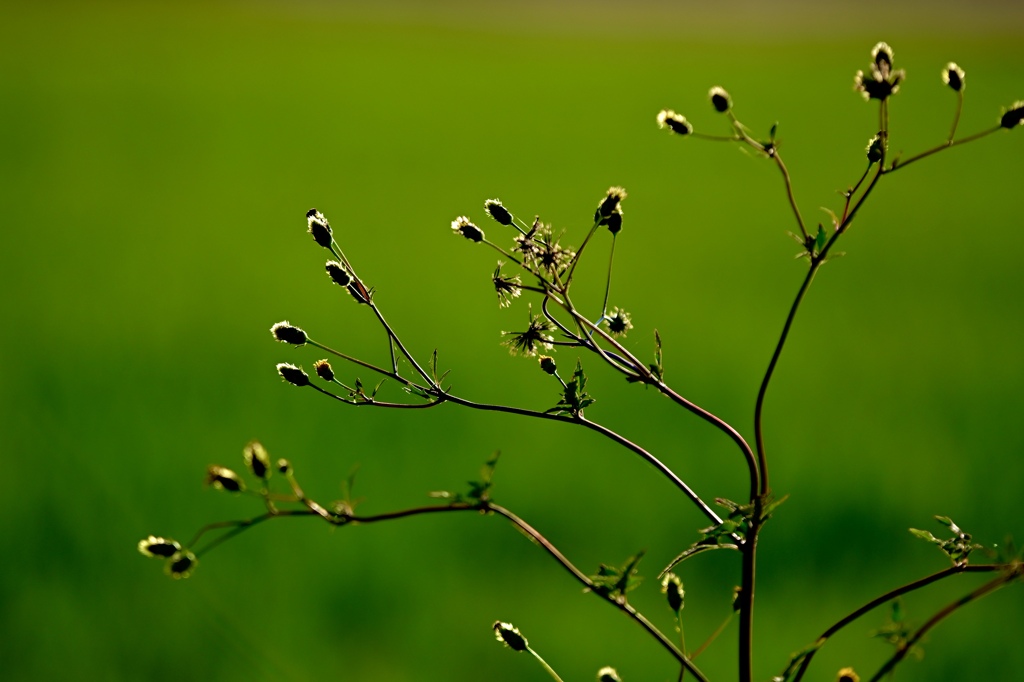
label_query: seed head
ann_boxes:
[493,621,528,652]
[452,216,484,243]
[243,440,271,480]
[604,307,633,337]
[138,535,181,558]
[492,261,522,308]
[276,362,310,387]
[597,187,627,220]
[502,306,556,357]
[661,572,685,613]
[166,550,198,580]
[657,109,693,135]
[484,199,514,226]
[854,42,905,102]
[306,208,333,249]
[325,260,352,287]
[1000,101,1024,129]
[836,667,860,682]
[271,321,307,345]
[206,465,245,492]
[942,62,965,92]
[313,359,335,382]
[597,667,622,682]
[709,86,732,113]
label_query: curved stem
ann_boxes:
[791,564,1007,682]
[187,499,711,680]
[526,647,564,682]
[867,564,1022,682]
[436,391,724,527]
[657,380,759,501]
[601,234,618,316]
[773,152,808,241]
[368,302,435,387]
[885,125,999,173]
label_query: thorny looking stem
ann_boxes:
[189,500,711,682]
[790,563,1016,682]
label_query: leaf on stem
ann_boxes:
[909,515,983,566]
[587,551,646,600]
[546,360,595,417]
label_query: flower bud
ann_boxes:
[597,667,622,682]
[1000,101,1024,129]
[942,62,965,92]
[325,261,352,287]
[709,86,732,113]
[656,109,693,135]
[452,216,484,242]
[597,187,627,220]
[276,458,292,474]
[866,135,885,164]
[538,355,557,375]
[243,440,271,480]
[661,572,684,613]
[493,621,528,652]
[484,199,514,226]
[206,465,245,492]
[306,208,333,249]
[166,550,198,579]
[313,359,335,382]
[271,321,307,345]
[138,536,181,558]
[276,363,310,387]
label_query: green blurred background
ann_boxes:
[2,1,1022,680]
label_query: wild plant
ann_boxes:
[139,43,1024,682]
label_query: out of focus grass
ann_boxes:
[1,2,1022,680]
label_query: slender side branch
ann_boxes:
[773,152,808,241]
[885,126,1000,174]
[791,563,1011,682]
[867,564,1023,682]
[187,500,711,681]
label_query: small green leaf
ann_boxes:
[909,528,940,544]
[815,225,827,252]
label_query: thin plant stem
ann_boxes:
[948,90,963,142]
[676,611,687,682]
[368,302,435,388]
[791,564,1006,682]
[601,234,617,316]
[738,525,758,682]
[188,499,710,680]
[308,339,419,389]
[564,218,602,286]
[692,610,733,659]
[302,342,724,525]
[773,152,808,241]
[867,565,1022,682]
[885,125,1000,173]
[527,647,564,682]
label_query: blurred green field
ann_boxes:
[2,2,1023,680]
